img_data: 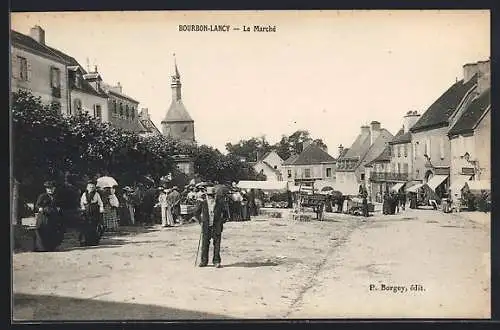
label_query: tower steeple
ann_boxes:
[161,54,195,144]
[171,53,182,101]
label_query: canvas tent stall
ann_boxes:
[391,182,405,192]
[464,180,490,195]
[425,175,449,192]
[237,180,288,192]
[406,183,423,193]
[335,181,359,196]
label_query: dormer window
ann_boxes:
[75,74,82,88]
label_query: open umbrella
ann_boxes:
[97,176,118,189]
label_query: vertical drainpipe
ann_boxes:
[66,63,71,116]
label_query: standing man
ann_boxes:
[195,186,226,268]
[360,185,369,218]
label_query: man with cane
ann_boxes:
[194,186,226,268]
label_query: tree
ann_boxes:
[273,130,327,161]
[225,136,271,162]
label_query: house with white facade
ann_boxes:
[252,150,284,181]
[281,141,336,188]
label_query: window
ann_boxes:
[274,165,277,169]
[326,168,332,177]
[397,146,401,157]
[425,138,431,156]
[50,67,61,88]
[73,99,82,115]
[361,173,365,180]
[119,103,124,117]
[439,138,444,159]
[397,163,401,173]
[94,104,102,120]
[125,105,129,119]
[403,163,409,174]
[74,73,82,88]
[18,56,28,81]
[304,168,311,178]
[404,144,408,157]
[131,108,135,120]
[287,169,292,178]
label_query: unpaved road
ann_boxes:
[12,209,490,320]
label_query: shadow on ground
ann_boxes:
[13,225,161,253]
[223,261,280,268]
[13,293,233,321]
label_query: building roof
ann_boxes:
[338,148,349,158]
[283,154,299,166]
[340,131,371,159]
[259,150,284,163]
[106,88,140,104]
[138,117,162,135]
[282,143,336,166]
[358,129,394,166]
[11,30,65,63]
[448,88,491,136]
[163,100,193,122]
[365,145,391,166]
[411,75,478,132]
[389,128,412,145]
[254,160,282,177]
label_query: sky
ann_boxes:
[11,10,490,157]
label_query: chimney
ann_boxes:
[361,125,370,135]
[140,108,149,118]
[303,140,313,150]
[116,82,122,93]
[476,59,491,95]
[370,121,381,145]
[338,144,344,158]
[463,62,479,83]
[30,25,45,45]
[403,111,421,133]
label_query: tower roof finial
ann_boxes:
[173,52,180,78]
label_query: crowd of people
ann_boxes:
[30,172,270,252]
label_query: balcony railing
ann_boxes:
[370,172,409,182]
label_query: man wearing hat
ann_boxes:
[33,180,65,251]
[169,186,182,225]
[79,179,105,246]
[195,186,226,268]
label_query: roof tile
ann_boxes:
[411,76,478,132]
[448,88,490,135]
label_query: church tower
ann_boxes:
[161,55,196,144]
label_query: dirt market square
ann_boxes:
[12,208,490,320]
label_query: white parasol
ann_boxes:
[97,176,118,189]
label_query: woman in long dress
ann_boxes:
[102,186,120,232]
[80,180,104,246]
[33,181,65,252]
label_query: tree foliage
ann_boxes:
[225,129,328,162]
[12,90,258,202]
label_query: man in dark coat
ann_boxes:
[195,187,226,268]
[34,181,65,252]
[382,191,389,215]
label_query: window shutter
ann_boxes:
[26,60,32,81]
[11,56,19,78]
[50,67,54,87]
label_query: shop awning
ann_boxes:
[237,180,288,191]
[406,183,423,193]
[465,180,490,192]
[289,185,313,193]
[391,182,405,192]
[335,181,359,196]
[425,175,449,191]
[450,175,472,194]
